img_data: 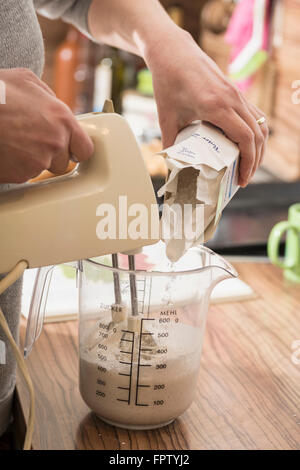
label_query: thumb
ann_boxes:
[160,118,179,149]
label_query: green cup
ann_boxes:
[268,203,300,283]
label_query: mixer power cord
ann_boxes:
[0,260,35,450]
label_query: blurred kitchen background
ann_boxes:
[38,0,300,257]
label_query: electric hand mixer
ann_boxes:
[0,102,160,448]
[0,102,159,271]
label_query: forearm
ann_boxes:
[88,0,186,64]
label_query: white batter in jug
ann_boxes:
[80,316,201,429]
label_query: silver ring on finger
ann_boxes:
[256,116,266,126]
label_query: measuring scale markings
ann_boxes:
[116,318,156,407]
[137,276,146,316]
[116,311,175,407]
[135,318,155,407]
[117,276,157,406]
[117,330,135,404]
[94,302,174,410]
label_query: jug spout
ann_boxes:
[204,249,238,293]
[210,263,237,287]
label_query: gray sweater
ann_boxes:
[0,0,93,76]
[0,0,93,437]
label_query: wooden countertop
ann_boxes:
[17,262,300,450]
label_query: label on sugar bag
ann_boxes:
[215,155,239,222]
[157,121,240,261]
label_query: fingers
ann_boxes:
[161,125,178,149]
[236,95,269,175]
[69,121,94,162]
[206,86,268,186]
[243,101,269,169]
[161,128,178,149]
[210,109,256,187]
[229,87,269,184]
[49,124,94,174]
[48,112,94,173]
[0,68,94,182]
[48,140,70,175]
[19,68,57,97]
[30,78,56,97]
[158,107,185,149]
[234,107,264,180]
[48,152,70,175]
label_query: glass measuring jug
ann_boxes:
[79,242,236,430]
[24,242,237,430]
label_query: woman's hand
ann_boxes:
[88,0,268,186]
[145,29,269,187]
[0,68,94,184]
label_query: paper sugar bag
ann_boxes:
[157,121,240,261]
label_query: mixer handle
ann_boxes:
[24,266,53,358]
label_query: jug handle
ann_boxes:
[24,266,54,358]
[23,263,77,358]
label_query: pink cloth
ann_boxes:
[225,0,271,90]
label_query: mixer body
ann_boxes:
[0,110,159,273]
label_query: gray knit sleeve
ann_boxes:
[33,0,94,39]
